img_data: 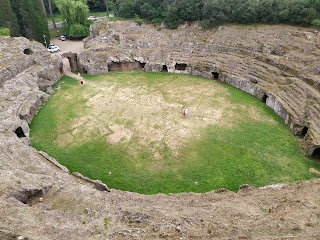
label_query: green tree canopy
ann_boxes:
[56,0,90,38]
[0,0,20,36]
[114,0,320,28]
[10,0,50,45]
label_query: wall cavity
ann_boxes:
[175,63,187,71]
[301,126,308,138]
[15,127,26,138]
[262,94,268,103]
[311,148,320,160]
[162,65,168,72]
[212,71,219,79]
[23,48,33,55]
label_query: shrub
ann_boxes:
[311,19,320,27]
[134,14,143,26]
[0,28,10,36]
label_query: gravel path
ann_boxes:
[51,37,84,53]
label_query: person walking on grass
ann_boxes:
[182,107,188,119]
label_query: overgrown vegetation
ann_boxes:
[114,0,320,29]
[55,0,90,39]
[0,0,50,44]
[0,28,10,36]
[30,73,320,194]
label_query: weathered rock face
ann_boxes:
[79,21,320,157]
[1,29,320,239]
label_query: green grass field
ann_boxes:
[30,72,320,194]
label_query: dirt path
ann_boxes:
[62,58,85,83]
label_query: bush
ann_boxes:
[0,28,10,36]
[151,18,163,24]
[311,19,320,27]
[134,14,143,26]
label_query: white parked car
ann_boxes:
[47,45,60,53]
[49,42,55,47]
[58,35,67,41]
[87,16,97,21]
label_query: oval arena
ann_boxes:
[0,21,320,239]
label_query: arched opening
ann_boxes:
[139,62,146,69]
[311,148,320,160]
[15,127,26,138]
[82,68,88,74]
[212,71,219,80]
[67,57,76,72]
[162,65,168,72]
[108,62,121,71]
[23,48,33,55]
[262,94,268,103]
[175,63,187,71]
[301,126,308,138]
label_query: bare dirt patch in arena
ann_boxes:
[57,73,262,163]
[60,74,280,176]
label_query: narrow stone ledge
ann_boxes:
[38,151,70,173]
[72,172,110,192]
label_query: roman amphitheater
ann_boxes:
[0,20,320,239]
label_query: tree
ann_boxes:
[0,0,20,36]
[10,0,50,45]
[164,6,182,29]
[115,0,320,28]
[56,0,90,38]
[40,0,48,18]
[106,0,109,17]
[48,0,57,28]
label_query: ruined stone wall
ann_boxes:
[1,29,320,240]
[79,21,320,158]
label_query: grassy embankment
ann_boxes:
[30,72,320,194]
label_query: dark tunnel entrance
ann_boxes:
[311,148,320,160]
[301,126,308,138]
[212,71,219,80]
[262,94,268,103]
[175,63,187,71]
[139,62,146,69]
[162,65,168,72]
[15,127,26,138]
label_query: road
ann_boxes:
[48,22,63,29]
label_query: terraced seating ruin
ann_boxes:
[0,21,320,239]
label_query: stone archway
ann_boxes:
[62,52,78,72]
[62,57,72,73]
